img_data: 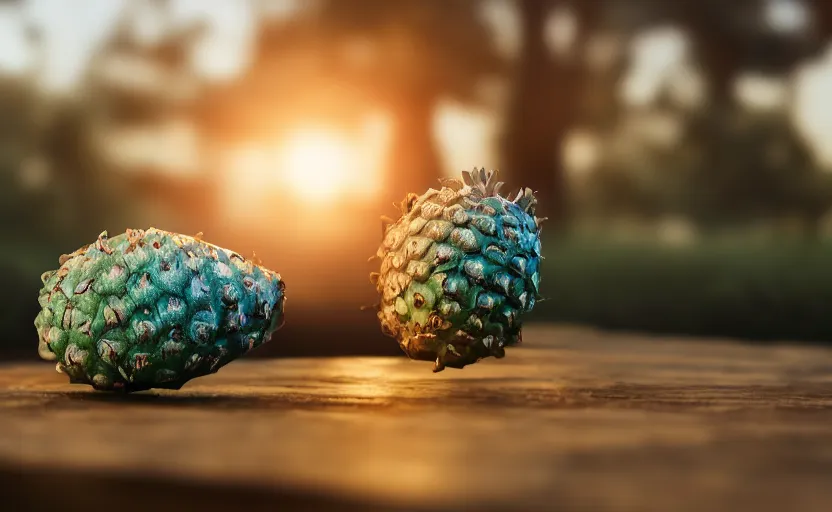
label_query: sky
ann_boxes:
[0,0,264,87]
[1,0,831,171]
[1,0,126,88]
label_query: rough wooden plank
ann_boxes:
[2,326,832,512]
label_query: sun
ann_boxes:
[279,129,358,202]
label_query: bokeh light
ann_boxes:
[279,128,359,203]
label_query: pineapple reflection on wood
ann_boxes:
[34,228,286,392]
[371,169,543,372]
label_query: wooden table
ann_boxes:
[3,326,832,512]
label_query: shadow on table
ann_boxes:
[1,461,422,512]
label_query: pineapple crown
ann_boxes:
[383,168,540,236]
[462,167,504,197]
[445,167,538,216]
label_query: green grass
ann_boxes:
[533,236,832,343]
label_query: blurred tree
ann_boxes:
[0,77,41,237]
[586,105,830,232]
[81,0,212,232]
[670,0,829,105]
[86,0,206,125]
[500,0,606,230]
[674,0,831,234]
[314,0,504,198]
[198,0,503,202]
[196,9,368,142]
[572,0,832,235]
[0,11,114,248]
[804,0,832,51]
[0,11,121,353]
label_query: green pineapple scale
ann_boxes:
[34,228,286,392]
[373,168,543,372]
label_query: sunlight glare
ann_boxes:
[279,129,358,202]
[220,117,388,219]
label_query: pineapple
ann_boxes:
[34,228,286,392]
[372,168,543,372]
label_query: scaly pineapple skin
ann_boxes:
[373,169,542,371]
[34,228,286,392]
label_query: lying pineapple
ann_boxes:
[35,228,286,392]
[372,168,543,372]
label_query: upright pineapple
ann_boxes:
[372,168,542,372]
[34,228,286,392]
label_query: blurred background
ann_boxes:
[3,0,832,360]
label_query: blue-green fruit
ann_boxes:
[35,228,286,392]
[372,168,542,372]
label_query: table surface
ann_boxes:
[3,325,832,512]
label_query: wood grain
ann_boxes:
[2,325,832,512]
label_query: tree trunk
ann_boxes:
[808,0,832,49]
[500,0,597,231]
[383,92,442,205]
[679,0,741,109]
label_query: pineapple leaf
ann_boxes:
[464,167,503,198]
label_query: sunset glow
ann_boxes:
[219,117,389,221]
[279,129,358,202]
